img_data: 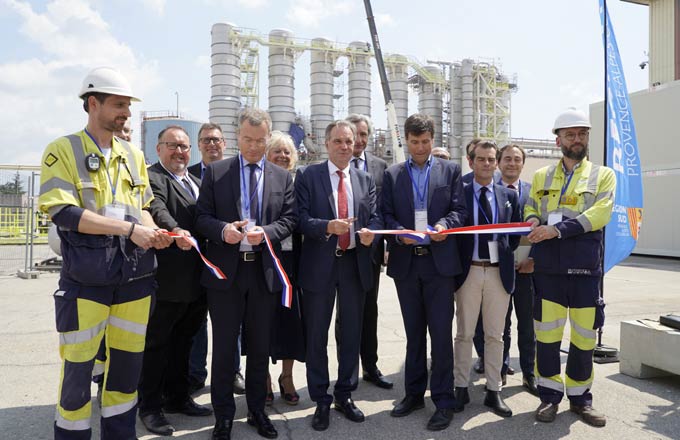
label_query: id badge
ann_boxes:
[240,219,257,245]
[548,212,562,226]
[103,204,125,220]
[488,241,499,263]
[415,209,428,231]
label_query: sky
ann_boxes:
[0,0,650,165]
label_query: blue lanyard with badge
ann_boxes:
[548,170,575,226]
[406,160,432,232]
[239,156,263,245]
[84,129,125,220]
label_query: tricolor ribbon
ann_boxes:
[165,230,293,309]
[164,232,227,280]
[370,222,533,237]
[260,232,293,309]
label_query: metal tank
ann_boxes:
[310,38,337,152]
[384,54,409,158]
[418,65,444,148]
[268,29,296,133]
[347,41,371,117]
[461,58,475,173]
[450,63,463,164]
[209,23,241,150]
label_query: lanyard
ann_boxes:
[239,156,264,216]
[559,171,575,204]
[406,160,432,208]
[473,186,498,225]
[84,128,121,200]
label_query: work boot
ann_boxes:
[570,404,607,427]
[535,402,558,423]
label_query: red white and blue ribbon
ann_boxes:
[370,222,533,237]
[260,232,293,309]
[165,232,227,280]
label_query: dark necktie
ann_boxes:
[248,163,260,225]
[353,158,360,169]
[182,176,195,200]
[507,184,516,191]
[337,170,350,250]
[478,186,493,259]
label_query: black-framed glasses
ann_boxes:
[561,130,590,141]
[199,137,224,145]
[159,142,191,152]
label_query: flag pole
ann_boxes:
[594,0,619,363]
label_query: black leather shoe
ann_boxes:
[247,411,278,439]
[390,395,425,417]
[140,411,175,436]
[473,358,484,374]
[426,408,453,431]
[312,403,331,431]
[233,372,245,395]
[454,386,470,412]
[334,397,365,422]
[164,397,213,416]
[188,380,206,395]
[506,365,516,375]
[212,418,233,440]
[362,368,394,389]
[523,375,539,396]
[484,390,512,417]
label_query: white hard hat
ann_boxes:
[552,107,591,134]
[78,67,141,101]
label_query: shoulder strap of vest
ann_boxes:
[65,134,98,212]
[116,139,144,187]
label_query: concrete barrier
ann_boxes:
[620,319,680,378]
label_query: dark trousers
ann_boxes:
[335,260,381,384]
[207,258,278,420]
[188,319,242,386]
[139,295,208,414]
[304,251,365,405]
[473,272,535,376]
[394,254,456,409]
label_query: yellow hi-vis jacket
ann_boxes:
[524,158,616,276]
[38,129,156,285]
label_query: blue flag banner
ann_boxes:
[600,0,644,272]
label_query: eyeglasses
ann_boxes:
[561,130,590,141]
[199,137,224,145]
[159,142,191,152]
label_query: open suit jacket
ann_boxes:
[455,182,521,294]
[148,162,203,302]
[194,156,297,292]
[295,161,382,293]
[381,157,467,281]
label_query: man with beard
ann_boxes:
[38,66,173,439]
[525,107,615,427]
[138,125,213,436]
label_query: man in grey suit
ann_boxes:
[195,109,297,440]
[295,120,382,431]
[337,114,392,389]
[139,125,212,436]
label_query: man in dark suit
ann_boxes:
[382,113,467,431]
[187,123,247,396]
[337,113,391,389]
[453,141,521,418]
[139,125,212,436]
[296,120,382,431]
[472,144,537,394]
[195,109,297,440]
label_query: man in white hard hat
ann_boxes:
[39,66,173,440]
[524,107,615,427]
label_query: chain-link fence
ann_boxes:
[0,166,59,276]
